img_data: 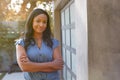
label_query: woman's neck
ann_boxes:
[33,33,42,40]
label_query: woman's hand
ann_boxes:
[20,56,30,63]
[51,58,64,70]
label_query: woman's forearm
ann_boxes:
[16,43,64,73]
[18,57,63,72]
[21,61,58,72]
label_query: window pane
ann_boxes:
[62,30,65,44]
[72,53,76,74]
[67,70,71,80]
[70,3,75,23]
[66,50,71,68]
[66,29,70,46]
[62,47,66,62]
[65,8,70,25]
[71,29,76,48]
[63,66,67,80]
[61,12,65,26]
[72,77,76,80]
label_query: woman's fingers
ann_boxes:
[20,56,29,63]
[54,58,64,65]
[52,58,64,70]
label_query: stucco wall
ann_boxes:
[88,0,120,80]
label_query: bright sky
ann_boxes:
[8,0,53,13]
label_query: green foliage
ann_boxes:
[0,56,2,67]
[0,73,6,79]
[18,21,26,32]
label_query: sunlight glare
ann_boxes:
[8,0,23,13]
[26,3,31,9]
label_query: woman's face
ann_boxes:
[33,14,47,34]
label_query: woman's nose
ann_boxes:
[39,22,44,26]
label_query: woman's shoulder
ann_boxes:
[51,38,59,49]
[51,38,59,42]
[15,38,25,47]
[15,38,24,42]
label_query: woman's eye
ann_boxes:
[35,20,46,24]
[36,20,40,23]
[43,21,47,24]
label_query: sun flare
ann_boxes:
[8,0,23,13]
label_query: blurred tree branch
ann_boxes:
[0,0,11,21]
[0,0,53,21]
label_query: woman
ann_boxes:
[15,9,64,80]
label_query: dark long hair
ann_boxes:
[24,9,53,50]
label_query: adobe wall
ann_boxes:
[88,0,120,80]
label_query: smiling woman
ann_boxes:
[15,9,64,80]
[0,1,55,79]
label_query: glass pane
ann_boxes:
[66,29,70,46]
[72,53,76,74]
[62,47,66,62]
[67,69,71,80]
[62,30,65,44]
[71,29,76,48]
[72,77,76,80]
[61,12,65,26]
[63,66,67,80]
[65,8,70,25]
[70,3,75,23]
[66,50,71,68]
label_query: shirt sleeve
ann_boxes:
[15,38,25,47]
[52,39,59,49]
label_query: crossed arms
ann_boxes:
[16,45,64,72]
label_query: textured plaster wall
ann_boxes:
[88,0,120,80]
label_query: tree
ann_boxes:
[5,0,54,21]
[0,0,11,21]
